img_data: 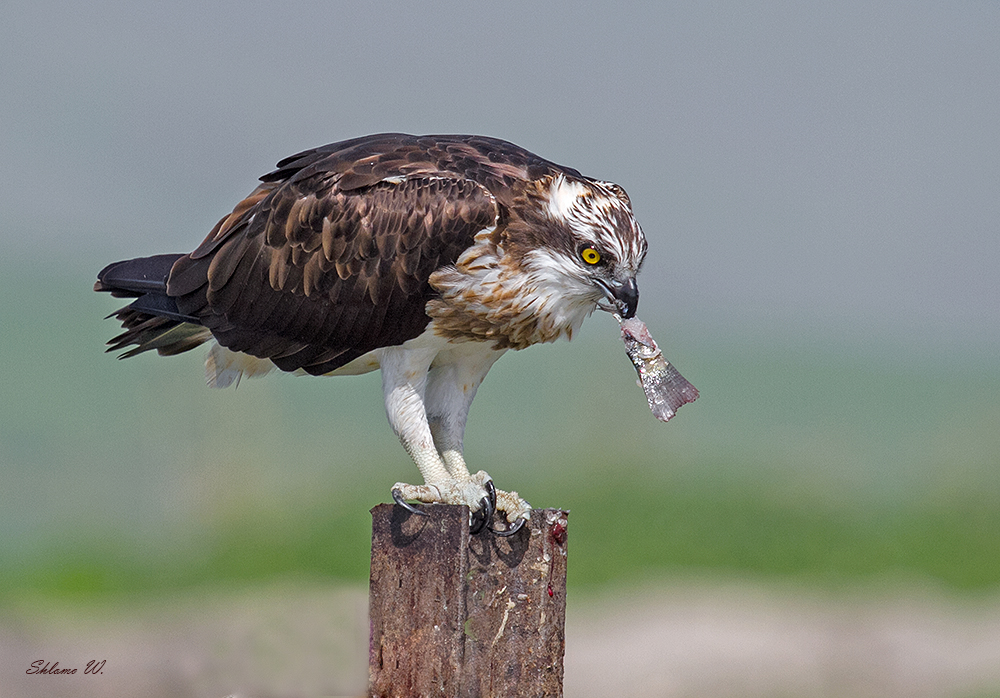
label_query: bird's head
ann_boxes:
[518,175,647,320]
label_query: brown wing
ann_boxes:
[258,133,585,206]
[166,168,499,375]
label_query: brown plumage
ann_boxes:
[98,134,596,373]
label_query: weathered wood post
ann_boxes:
[369,504,569,697]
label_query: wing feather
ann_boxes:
[167,155,499,375]
[101,133,599,370]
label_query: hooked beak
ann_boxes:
[604,276,639,319]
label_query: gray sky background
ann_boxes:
[3,0,998,356]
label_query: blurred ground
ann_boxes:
[2,584,369,698]
[566,582,1000,698]
[4,581,1000,698]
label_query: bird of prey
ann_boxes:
[95,133,647,535]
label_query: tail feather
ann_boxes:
[95,254,186,297]
[96,254,211,358]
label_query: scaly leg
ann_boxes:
[377,345,497,519]
[425,347,531,529]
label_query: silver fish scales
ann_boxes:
[618,315,699,422]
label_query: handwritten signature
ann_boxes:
[26,660,106,675]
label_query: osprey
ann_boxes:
[96,133,647,535]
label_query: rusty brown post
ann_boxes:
[369,504,569,698]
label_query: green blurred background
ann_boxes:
[2,250,997,601]
[1,1,999,694]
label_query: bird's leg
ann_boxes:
[425,350,531,532]
[378,346,502,521]
[428,420,472,479]
[428,419,492,532]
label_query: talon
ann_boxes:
[469,499,488,534]
[484,479,498,513]
[392,488,429,517]
[469,489,495,535]
[490,517,526,537]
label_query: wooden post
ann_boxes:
[369,504,569,698]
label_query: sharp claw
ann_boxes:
[470,489,494,535]
[484,479,497,513]
[469,510,486,535]
[392,488,429,517]
[490,517,526,537]
[469,501,487,534]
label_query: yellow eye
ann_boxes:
[581,247,601,265]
